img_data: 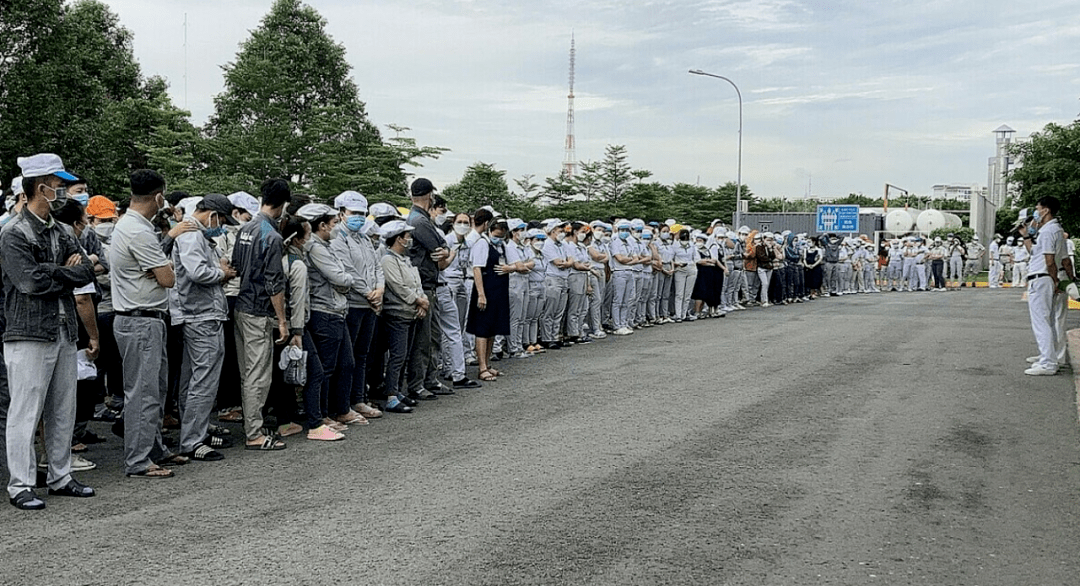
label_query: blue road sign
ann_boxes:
[816,205,859,233]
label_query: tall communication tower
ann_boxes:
[562,33,578,178]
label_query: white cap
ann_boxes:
[16,153,78,181]
[507,217,527,231]
[370,202,400,218]
[10,176,23,196]
[664,219,676,226]
[334,190,368,213]
[725,231,737,240]
[228,191,260,217]
[615,219,631,229]
[630,218,645,230]
[179,196,202,216]
[692,230,705,240]
[527,228,546,239]
[296,203,335,221]
[380,219,415,240]
[738,226,750,234]
[479,205,503,218]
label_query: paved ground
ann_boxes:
[2,288,1079,586]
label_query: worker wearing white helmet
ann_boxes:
[835,235,853,295]
[539,220,572,348]
[987,234,1003,288]
[999,236,1016,285]
[628,219,648,328]
[609,220,638,334]
[964,235,985,287]
[585,223,611,337]
[1012,232,1030,287]
[720,231,741,311]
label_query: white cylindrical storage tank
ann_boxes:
[884,209,915,236]
[944,213,962,229]
[916,209,946,233]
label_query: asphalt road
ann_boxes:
[2,288,1079,586]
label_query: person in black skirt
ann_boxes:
[466,215,513,382]
[803,237,824,298]
[690,232,723,318]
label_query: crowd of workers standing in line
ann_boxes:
[0,152,1071,511]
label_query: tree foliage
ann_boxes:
[442,162,537,218]
[203,0,405,202]
[1009,120,1080,235]
[0,0,171,195]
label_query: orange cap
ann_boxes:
[86,195,118,219]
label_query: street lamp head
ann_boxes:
[689,69,705,75]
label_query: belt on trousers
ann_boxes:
[116,309,166,320]
[1028,273,1050,279]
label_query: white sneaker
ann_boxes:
[1026,356,1040,364]
[71,455,97,471]
[592,331,607,339]
[761,302,772,308]
[1025,365,1058,376]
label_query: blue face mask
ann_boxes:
[1027,225,1037,237]
[205,226,225,238]
[346,215,366,232]
[618,230,630,240]
[490,235,503,246]
[73,193,89,206]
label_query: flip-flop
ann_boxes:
[245,434,286,451]
[156,454,190,467]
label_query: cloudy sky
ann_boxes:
[99,0,1079,200]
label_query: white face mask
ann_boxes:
[556,233,566,243]
[93,222,115,241]
[436,212,449,225]
[531,241,544,251]
[453,223,470,236]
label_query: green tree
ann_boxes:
[540,170,578,206]
[514,173,542,205]
[204,0,402,202]
[442,162,536,218]
[597,144,632,208]
[621,181,671,220]
[1009,120,1080,235]
[0,0,183,194]
[574,161,603,203]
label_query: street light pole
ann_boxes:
[689,69,742,228]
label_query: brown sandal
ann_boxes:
[127,464,174,479]
[479,368,498,381]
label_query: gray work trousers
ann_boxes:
[179,320,225,454]
[964,259,981,281]
[541,275,569,342]
[837,263,852,293]
[656,272,673,318]
[722,268,741,308]
[508,275,529,353]
[407,288,438,393]
[602,272,614,327]
[948,257,963,282]
[646,272,662,320]
[115,315,172,475]
[823,262,838,294]
[566,273,588,338]
[5,329,77,498]
[445,275,474,357]
[611,270,636,328]
[633,272,647,324]
[673,267,696,319]
[525,279,544,345]
[0,342,7,481]
[587,273,604,334]
[746,269,761,302]
[234,311,276,440]
[434,284,466,381]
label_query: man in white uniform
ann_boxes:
[1024,196,1073,375]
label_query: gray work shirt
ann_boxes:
[169,215,227,324]
[109,210,170,312]
[329,223,384,311]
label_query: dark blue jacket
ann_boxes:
[232,211,286,318]
[0,208,94,342]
